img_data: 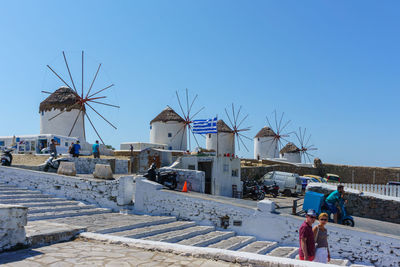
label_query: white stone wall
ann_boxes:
[0,204,27,252]
[160,168,205,193]
[0,167,135,211]
[66,158,128,174]
[254,136,278,160]
[206,132,235,156]
[150,121,187,151]
[40,108,85,142]
[134,179,400,266]
[280,152,301,163]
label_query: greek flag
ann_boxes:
[192,117,218,134]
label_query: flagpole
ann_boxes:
[216,115,219,157]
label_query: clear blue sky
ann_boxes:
[1,1,399,167]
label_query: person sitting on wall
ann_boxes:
[325,184,345,223]
[73,141,81,158]
[92,140,100,159]
[49,139,57,158]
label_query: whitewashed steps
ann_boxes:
[238,241,278,254]
[0,193,53,199]
[208,236,256,250]
[47,213,177,233]
[109,221,196,239]
[28,204,98,214]
[0,190,42,195]
[144,226,214,243]
[267,246,298,258]
[16,200,84,208]
[177,231,235,247]
[28,208,112,221]
[295,255,350,266]
[0,197,73,204]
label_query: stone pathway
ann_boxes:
[0,239,240,267]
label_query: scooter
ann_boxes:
[243,179,265,201]
[144,163,178,190]
[1,148,13,166]
[322,199,354,227]
[263,182,279,198]
[43,153,69,172]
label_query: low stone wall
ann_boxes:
[0,204,27,252]
[241,165,320,180]
[160,168,205,193]
[134,178,400,266]
[68,158,128,174]
[0,167,135,211]
[307,183,400,224]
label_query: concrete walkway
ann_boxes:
[0,239,240,267]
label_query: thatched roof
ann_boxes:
[280,142,300,154]
[39,87,81,112]
[150,106,185,124]
[255,127,276,138]
[217,120,234,133]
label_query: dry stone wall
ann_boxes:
[0,204,27,252]
[307,183,400,224]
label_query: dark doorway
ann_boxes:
[198,162,212,194]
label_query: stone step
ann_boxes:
[267,246,298,258]
[15,200,84,208]
[295,255,350,266]
[28,208,112,221]
[109,221,197,239]
[0,197,69,204]
[46,213,177,233]
[177,230,235,247]
[208,236,256,250]
[144,226,215,243]
[28,204,97,214]
[0,193,53,199]
[0,190,41,195]
[238,241,278,254]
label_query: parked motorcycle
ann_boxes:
[43,153,69,172]
[322,198,354,227]
[1,148,13,166]
[243,179,265,201]
[144,163,178,190]
[263,182,279,198]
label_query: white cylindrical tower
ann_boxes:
[253,127,278,160]
[150,107,187,151]
[279,142,301,163]
[206,120,235,156]
[40,87,86,141]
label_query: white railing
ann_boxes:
[327,183,400,198]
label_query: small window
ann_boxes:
[150,125,152,130]
[232,169,238,177]
[188,165,196,170]
[208,134,211,138]
[258,138,260,141]
[65,142,68,147]
[0,141,4,146]
[41,111,44,116]
[223,164,229,172]
[168,133,172,137]
[169,146,172,150]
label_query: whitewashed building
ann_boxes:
[279,142,301,163]
[150,107,187,151]
[253,127,278,160]
[205,120,235,156]
[40,87,86,142]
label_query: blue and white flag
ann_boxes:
[192,117,218,134]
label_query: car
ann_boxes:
[299,177,316,190]
[304,174,326,183]
[325,173,340,183]
[387,181,400,186]
[263,171,302,196]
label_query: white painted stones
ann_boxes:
[57,162,77,176]
[93,164,114,180]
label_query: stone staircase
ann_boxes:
[0,182,357,265]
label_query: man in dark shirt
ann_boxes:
[49,139,57,158]
[299,209,317,261]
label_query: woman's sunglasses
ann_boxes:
[320,218,328,221]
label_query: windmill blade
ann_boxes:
[179,126,186,151]
[62,51,77,93]
[41,91,52,94]
[280,120,291,133]
[188,125,191,151]
[302,128,307,146]
[305,134,312,147]
[88,84,115,98]
[265,116,274,131]
[305,152,312,164]
[235,106,242,127]
[68,108,83,136]
[190,106,205,121]
[90,100,120,108]
[190,128,200,149]
[238,133,252,141]
[186,88,189,119]
[277,112,284,134]
[274,110,279,133]
[236,133,241,151]
[47,65,73,90]
[187,94,198,119]
[175,91,187,120]
[294,131,302,145]
[85,112,105,145]
[86,63,102,98]
[170,125,185,142]
[307,147,318,151]
[238,135,249,152]
[237,127,251,132]
[236,114,249,130]
[86,103,117,129]
[232,103,237,127]
[81,51,84,98]
[280,136,291,144]
[224,108,235,129]
[48,103,80,121]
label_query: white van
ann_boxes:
[262,171,302,196]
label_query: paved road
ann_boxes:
[0,239,239,267]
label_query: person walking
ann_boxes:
[92,140,100,158]
[313,212,331,263]
[299,209,317,261]
[73,141,81,158]
[49,139,57,158]
[69,142,75,157]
